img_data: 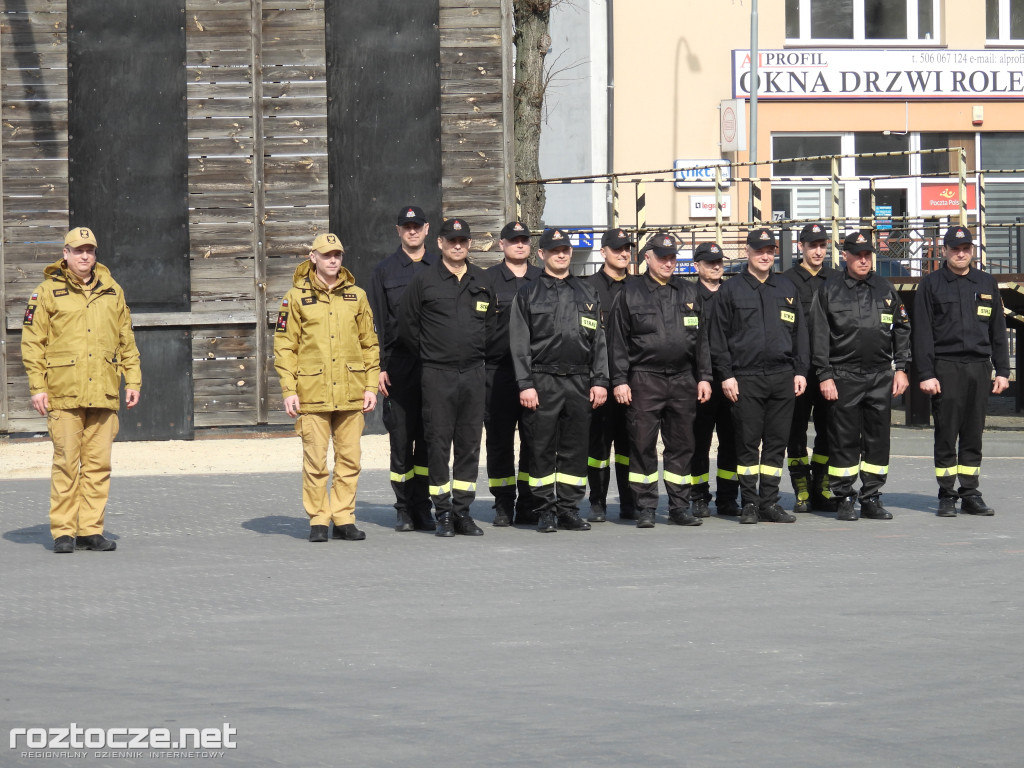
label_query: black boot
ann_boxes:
[791,474,811,513]
[492,497,514,527]
[587,501,607,523]
[669,508,703,526]
[412,506,437,532]
[453,512,484,536]
[537,512,557,533]
[717,499,741,516]
[558,511,592,531]
[635,509,656,528]
[690,499,711,518]
[961,496,995,516]
[435,512,455,537]
[308,525,329,543]
[739,503,758,524]
[395,510,414,532]
[836,497,858,521]
[53,536,75,554]
[811,469,838,512]
[76,533,117,551]
[333,523,366,540]
[936,497,958,517]
[758,504,796,523]
[860,498,892,520]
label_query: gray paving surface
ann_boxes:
[2,428,1023,768]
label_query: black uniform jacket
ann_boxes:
[912,263,1011,380]
[709,270,810,380]
[783,263,840,324]
[509,272,609,392]
[367,247,438,370]
[482,260,542,367]
[398,258,492,371]
[608,273,712,388]
[586,269,634,332]
[809,269,911,381]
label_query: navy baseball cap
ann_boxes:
[746,228,777,248]
[693,242,724,262]
[648,233,678,258]
[397,206,427,225]
[601,228,635,249]
[500,221,532,240]
[798,222,829,242]
[438,217,471,239]
[842,230,875,254]
[538,228,571,249]
[943,225,973,247]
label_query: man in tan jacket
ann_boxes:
[273,233,380,542]
[21,227,141,553]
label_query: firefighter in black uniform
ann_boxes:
[689,241,740,517]
[913,225,1010,517]
[709,227,809,524]
[368,205,437,532]
[510,228,608,533]
[398,217,492,537]
[584,228,638,523]
[482,221,543,526]
[783,222,840,513]
[810,231,911,521]
[609,233,712,528]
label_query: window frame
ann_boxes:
[785,0,942,46]
[986,0,1024,44]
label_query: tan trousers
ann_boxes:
[297,410,363,526]
[47,407,119,539]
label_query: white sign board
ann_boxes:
[674,159,731,189]
[689,195,732,218]
[720,99,746,152]
[732,49,1024,99]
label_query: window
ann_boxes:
[987,0,1024,42]
[920,134,977,175]
[786,0,939,43]
[772,135,842,177]
[981,132,1024,171]
[854,133,910,177]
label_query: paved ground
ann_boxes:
[2,428,1023,768]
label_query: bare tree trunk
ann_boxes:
[512,0,551,231]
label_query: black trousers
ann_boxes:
[932,359,991,500]
[826,370,893,501]
[421,366,485,518]
[690,384,738,505]
[484,364,535,515]
[381,354,430,518]
[787,371,831,489]
[626,370,697,514]
[520,372,591,517]
[733,371,794,509]
[586,398,635,513]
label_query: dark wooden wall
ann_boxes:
[0,0,512,435]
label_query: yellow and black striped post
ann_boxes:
[635,180,649,252]
[869,178,877,272]
[958,147,968,226]
[830,155,841,268]
[611,175,620,228]
[978,171,987,269]
[714,165,724,245]
[515,183,522,221]
[751,173,762,224]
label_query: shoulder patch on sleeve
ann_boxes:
[53,288,68,297]
[23,304,37,326]
[276,311,289,333]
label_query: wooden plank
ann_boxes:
[439,30,502,48]
[194,410,257,427]
[187,48,251,67]
[192,357,257,379]
[263,115,325,136]
[262,8,325,32]
[263,0,324,10]
[186,0,252,11]
[439,8,502,28]
[186,117,255,139]
[260,64,325,82]
[261,80,325,100]
[261,96,326,117]
[187,82,255,100]
[262,204,328,222]
[187,136,255,157]
[2,139,68,160]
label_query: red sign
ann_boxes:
[920,182,977,213]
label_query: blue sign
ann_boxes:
[875,204,893,231]
[566,229,594,249]
[675,258,696,274]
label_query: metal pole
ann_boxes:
[748,0,758,223]
[978,172,987,270]
[830,155,840,268]
[714,165,724,245]
[869,178,877,272]
[958,146,968,227]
